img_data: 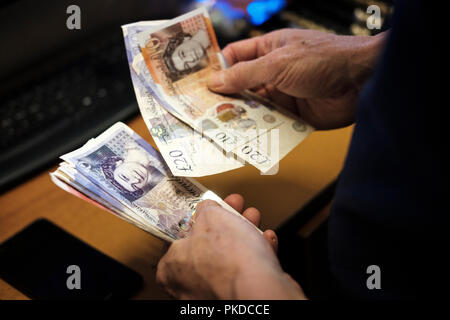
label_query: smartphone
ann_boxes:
[0,219,143,299]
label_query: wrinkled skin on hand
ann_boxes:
[208,29,386,129]
[156,29,387,300]
[156,194,306,300]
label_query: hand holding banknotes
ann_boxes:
[156,26,388,299]
[52,8,385,300]
[157,195,307,299]
[208,29,386,129]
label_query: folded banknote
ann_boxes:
[122,21,244,177]
[123,7,314,174]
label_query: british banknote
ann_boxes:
[135,8,282,152]
[133,7,314,173]
[122,21,244,177]
[51,122,258,242]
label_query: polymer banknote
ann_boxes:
[51,122,259,242]
[122,21,244,177]
[133,8,313,173]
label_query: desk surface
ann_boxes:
[0,116,353,299]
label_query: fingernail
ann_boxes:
[207,71,224,89]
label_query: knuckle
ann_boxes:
[222,43,236,64]
[224,67,240,86]
[269,51,295,88]
[166,239,183,257]
[228,62,256,90]
[198,199,219,208]
[223,42,236,55]
[193,205,223,231]
[156,260,167,285]
[261,33,275,53]
[222,43,232,53]
[195,199,219,216]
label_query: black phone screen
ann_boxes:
[0,219,142,299]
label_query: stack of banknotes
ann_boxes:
[51,122,258,242]
[51,8,312,241]
[122,7,313,177]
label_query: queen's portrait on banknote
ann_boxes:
[135,9,293,158]
[144,20,220,86]
[100,145,165,201]
[139,10,222,95]
[132,8,312,172]
[163,28,211,81]
[64,127,197,239]
[99,144,197,238]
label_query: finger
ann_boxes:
[192,199,220,226]
[222,36,262,65]
[251,83,297,113]
[224,194,245,213]
[254,86,269,98]
[242,207,261,227]
[195,199,220,213]
[208,55,277,94]
[263,229,278,253]
[156,257,168,288]
[264,85,299,115]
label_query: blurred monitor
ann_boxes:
[0,0,178,92]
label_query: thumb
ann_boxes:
[207,56,276,94]
[194,199,220,220]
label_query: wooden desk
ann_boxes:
[0,116,353,299]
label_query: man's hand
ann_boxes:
[156,194,306,299]
[208,29,386,129]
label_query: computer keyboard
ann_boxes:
[0,33,138,193]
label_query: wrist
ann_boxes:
[223,260,306,300]
[346,31,388,88]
